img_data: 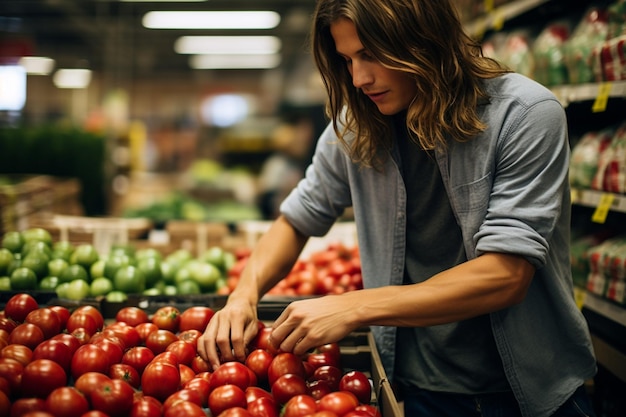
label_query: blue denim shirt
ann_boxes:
[280,73,596,417]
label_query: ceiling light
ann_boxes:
[175,36,281,55]
[53,69,92,89]
[190,54,281,69]
[143,11,280,29]
[18,56,55,75]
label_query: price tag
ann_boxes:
[574,287,586,310]
[592,82,612,113]
[491,11,505,31]
[484,0,494,12]
[591,193,615,223]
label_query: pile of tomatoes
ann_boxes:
[0,293,382,417]
[224,243,363,297]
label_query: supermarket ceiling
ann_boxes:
[0,0,318,79]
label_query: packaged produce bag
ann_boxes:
[570,127,615,189]
[591,122,626,194]
[532,21,571,86]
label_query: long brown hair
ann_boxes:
[311,0,510,168]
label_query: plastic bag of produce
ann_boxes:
[562,7,609,84]
[532,21,571,86]
[591,122,626,193]
[499,29,536,77]
[570,127,615,189]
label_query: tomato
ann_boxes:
[135,322,159,344]
[122,346,155,375]
[81,412,111,417]
[32,339,72,373]
[190,354,211,374]
[164,400,207,417]
[130,396,163,417]
[45,386,90,417]
[9,323,44,350]
[249,327,279,355]
[184,377,211,407]
[50,333,81,355]
[179,363,195,386]
[217,407,253,417]
[110,362,141,388]
[318,391,359,416]
[2,343,32,366]
[307,379,332,401]
[0,390,8,417]
[70,327,91,345]
[74,371,111,400]
[282,394,318,417]
[309,412,341,417]
[152,351,180,366]
[0,376,9,397]
[179,306,214,332]
[311,365,343,391]
[8,397,47,417]
[353,404,382,417]
[163,388,203,410]
[307,343,341,369]
[339,371,372,404]
[166,340,196,366]
[178,329,201,345]
[146,329,178,355]
[152,306,181,333]
[116,306,150,326]
[210,361,254,391]
[271,373,308,405]
[48,306,70,331]
[247,396,279,417]
[245,348,273,384]
[0,357,23,395]
[92,336,125,365]
[141,361,181,402]
[0,317,17,334]
[70,344,110,380]
[65,313,99,336]
[4,293,38,323]
[91,378,136,416]
[24,308,61,340]
[245,386,273,404]
[103,322,141,350]
[21,359,67,398]
[72,305,104,332]
[267,352,305,387]
[208,384,247,416]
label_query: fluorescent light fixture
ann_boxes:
[18,56,55,75]
[0,65,26,111]
[200,94,249,127]
[143,11,280,29]
[190,53,281,69]
[175,36,281,55]
[53,69,92,89]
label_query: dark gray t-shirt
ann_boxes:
[393,120,510,394]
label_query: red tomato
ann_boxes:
[307,379,333,401]
[45,386,90,417]
[178,329,201,345]
[21,358,67,398]
[190,354,211,374]
[135,322,159,344]
[48,306,70,331]
[179,306,214,332]
[249,327,278,355]
[72,305,104,331]
[164,400,207,417]
[166,340,196,366]
[152,306,181,333]
[81,412,111,417]
[2,343,32,366]
[65,313,98,336]
[247,396,279,417]
[130,396,163,417]
[50,333,81,355]
[217,407,253,417]
[267,352,306,387]
[245,348,274,384]
[122,346,155,375]
[179,363,195,386]
[311,365,343,391]
[74,371,111,399]
[308,343,341,369]
[0,376,9,397]
[91,378,135,416]
[70,327,91,345]
[163,388,203,410]
[25,308,62,339]
[116,306,150,326]
[353,404,382,417]
[103,322,141,350]
[0,358,22,396]
[282,394,318,417]
[210,361,254,391]
[0,317,17,334]
[339,371,372,404]
[92,337,125,365]
[146,329,178,355]
[152,351,180,366]
[70,344,110,380]
[32,339,72,373]
[208,384,247,416]
[184,379,211,407]
[141,360,181,402]
[271,373,308,405]
[4,293,38,323]
[245,386,273,404]
[9,397,47,416]
[8,322,44,350]
[110,362,141,388]
[318,391,359,416]
[0,388,8,417]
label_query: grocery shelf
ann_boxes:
[571,188,626,214]
[584,292,626,328]
[552,81,626,108]
[465,0,551,37]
